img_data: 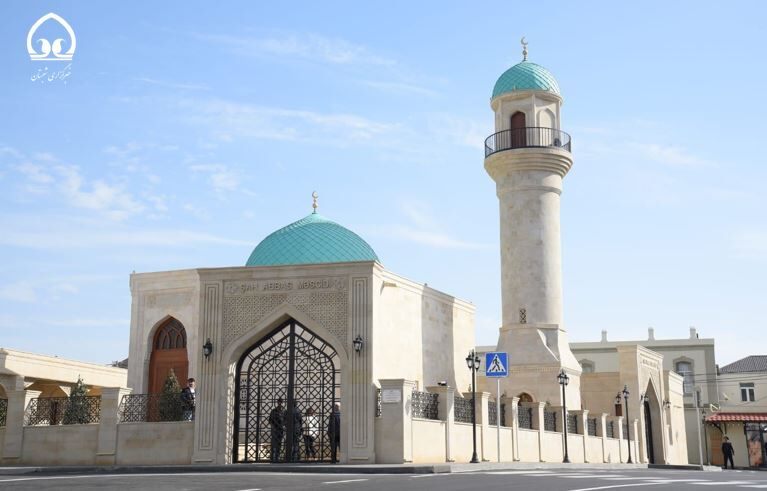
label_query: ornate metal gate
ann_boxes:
[233,319,340,463]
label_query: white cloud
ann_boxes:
[630,142,717,168]
[134,77,210,91]
[368,200,491,250]
[0,282,38,303]
[732,230,767,259]
[202,32,395,66]
[427,114,489,150]
[190,164,239,193]
[184,98,401,146]
[56,165,146,220]
[359,80,437,97]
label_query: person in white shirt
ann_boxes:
[303,407,319,459]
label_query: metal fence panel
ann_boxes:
[25,396,101,425]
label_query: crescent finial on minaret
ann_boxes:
[312,191,319,213]
[521,37,528,61]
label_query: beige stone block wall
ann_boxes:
[483,426,514,462]
[411,419,446,463]
[604,438,620,463]
[517,428,540,461]
[567,434,584,462]
[451,423,474,463]
[541,431,563,462]
[21,424,99,465]
[116,422,193,465]
[585,435,603,462]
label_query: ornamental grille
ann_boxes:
[453,395,473,423]
[588,417,598,436]
[488,399,497,426]
[25,396,101,425]
[544,410,557,432]
[0,399,7,427]
[518,406,533,429]
[154,317,187,350]
[119,393,188,422]
[233,319,341,463]
[567,413,578,434]
[606,421,615,438]
[623,423,629,439]
[412,391,439,420]
[375,389,381,418]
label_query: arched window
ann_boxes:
[155,318,187,350]
[675,361,693,395]
[517,392,533,403]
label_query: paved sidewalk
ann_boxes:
[0,461,722,477]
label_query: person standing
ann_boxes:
[303,408,319,459]
[180,378,196,421]
[290,404,303,462]
[722,435,735,469]
[269,398,286,463]
[327,402,341,463]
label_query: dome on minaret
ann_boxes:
[246,212,379,267]
[492,61,561,99]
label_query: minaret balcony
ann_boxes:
[484,127,571,158]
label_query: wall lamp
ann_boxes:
[203,338,213,359]
[352,335,364,354]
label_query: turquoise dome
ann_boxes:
[246,212,379,267]
[492,61,560,98]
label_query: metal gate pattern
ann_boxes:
[233,319,340,463]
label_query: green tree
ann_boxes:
[62,376,90,424]
[158,369,183,421]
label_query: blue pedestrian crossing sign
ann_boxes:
[484,352,508,378]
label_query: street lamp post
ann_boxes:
[557,369,570,463]
[465,350,481,464]
[622,385,632,464]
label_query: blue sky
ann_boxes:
[0,2,764,367]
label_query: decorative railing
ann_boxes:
[25,396,101,425]
[488,401,507,427]
[623,423,629,439]
[587,417,598,436]
[544,410,557,432]
[375,388,382,417]
[453,395,473,424]
[484,127,572,157]
[606,421,615,438]
[0,399,7,427]
[567,413,578,434]
[518,406,533,429]
[119,393,191,423]
[411,390,439,420]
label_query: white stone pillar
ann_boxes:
[616,415,625,463]
[377,379,415,464]
[1,388,40,464]
[465,391,490,461]
[600,413,609,463]
[510,396,520,461]
[95,387,132,465]
[428,385,454,462]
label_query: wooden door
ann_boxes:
[148,317,189,394]
[510,111,527,148]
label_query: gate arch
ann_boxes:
[233,318,341,463]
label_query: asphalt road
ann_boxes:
[0,468,765,490]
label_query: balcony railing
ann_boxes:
[484,127,572,157]
[119,393,192,423]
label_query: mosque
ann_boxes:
[0,44,690,466]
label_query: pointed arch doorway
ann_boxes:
[233,318,341,463]
[148,317,189,394]
[644,399,655,464]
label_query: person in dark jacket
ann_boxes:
[327,402,341,463]
[722,435,735,469]
[290,404,303,462]
[180,378,196,421]
[269,398,286,463]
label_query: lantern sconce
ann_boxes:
[203,338,213,360]
[352,335,363,355]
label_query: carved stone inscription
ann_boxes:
[222,277,348,347]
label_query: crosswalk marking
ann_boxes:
[690,482,752,486]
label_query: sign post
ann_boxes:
[484,351,509,463]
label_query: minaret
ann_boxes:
[484,39,581,407]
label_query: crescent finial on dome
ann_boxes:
[521,37,528,61]
[312,191,319,213]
